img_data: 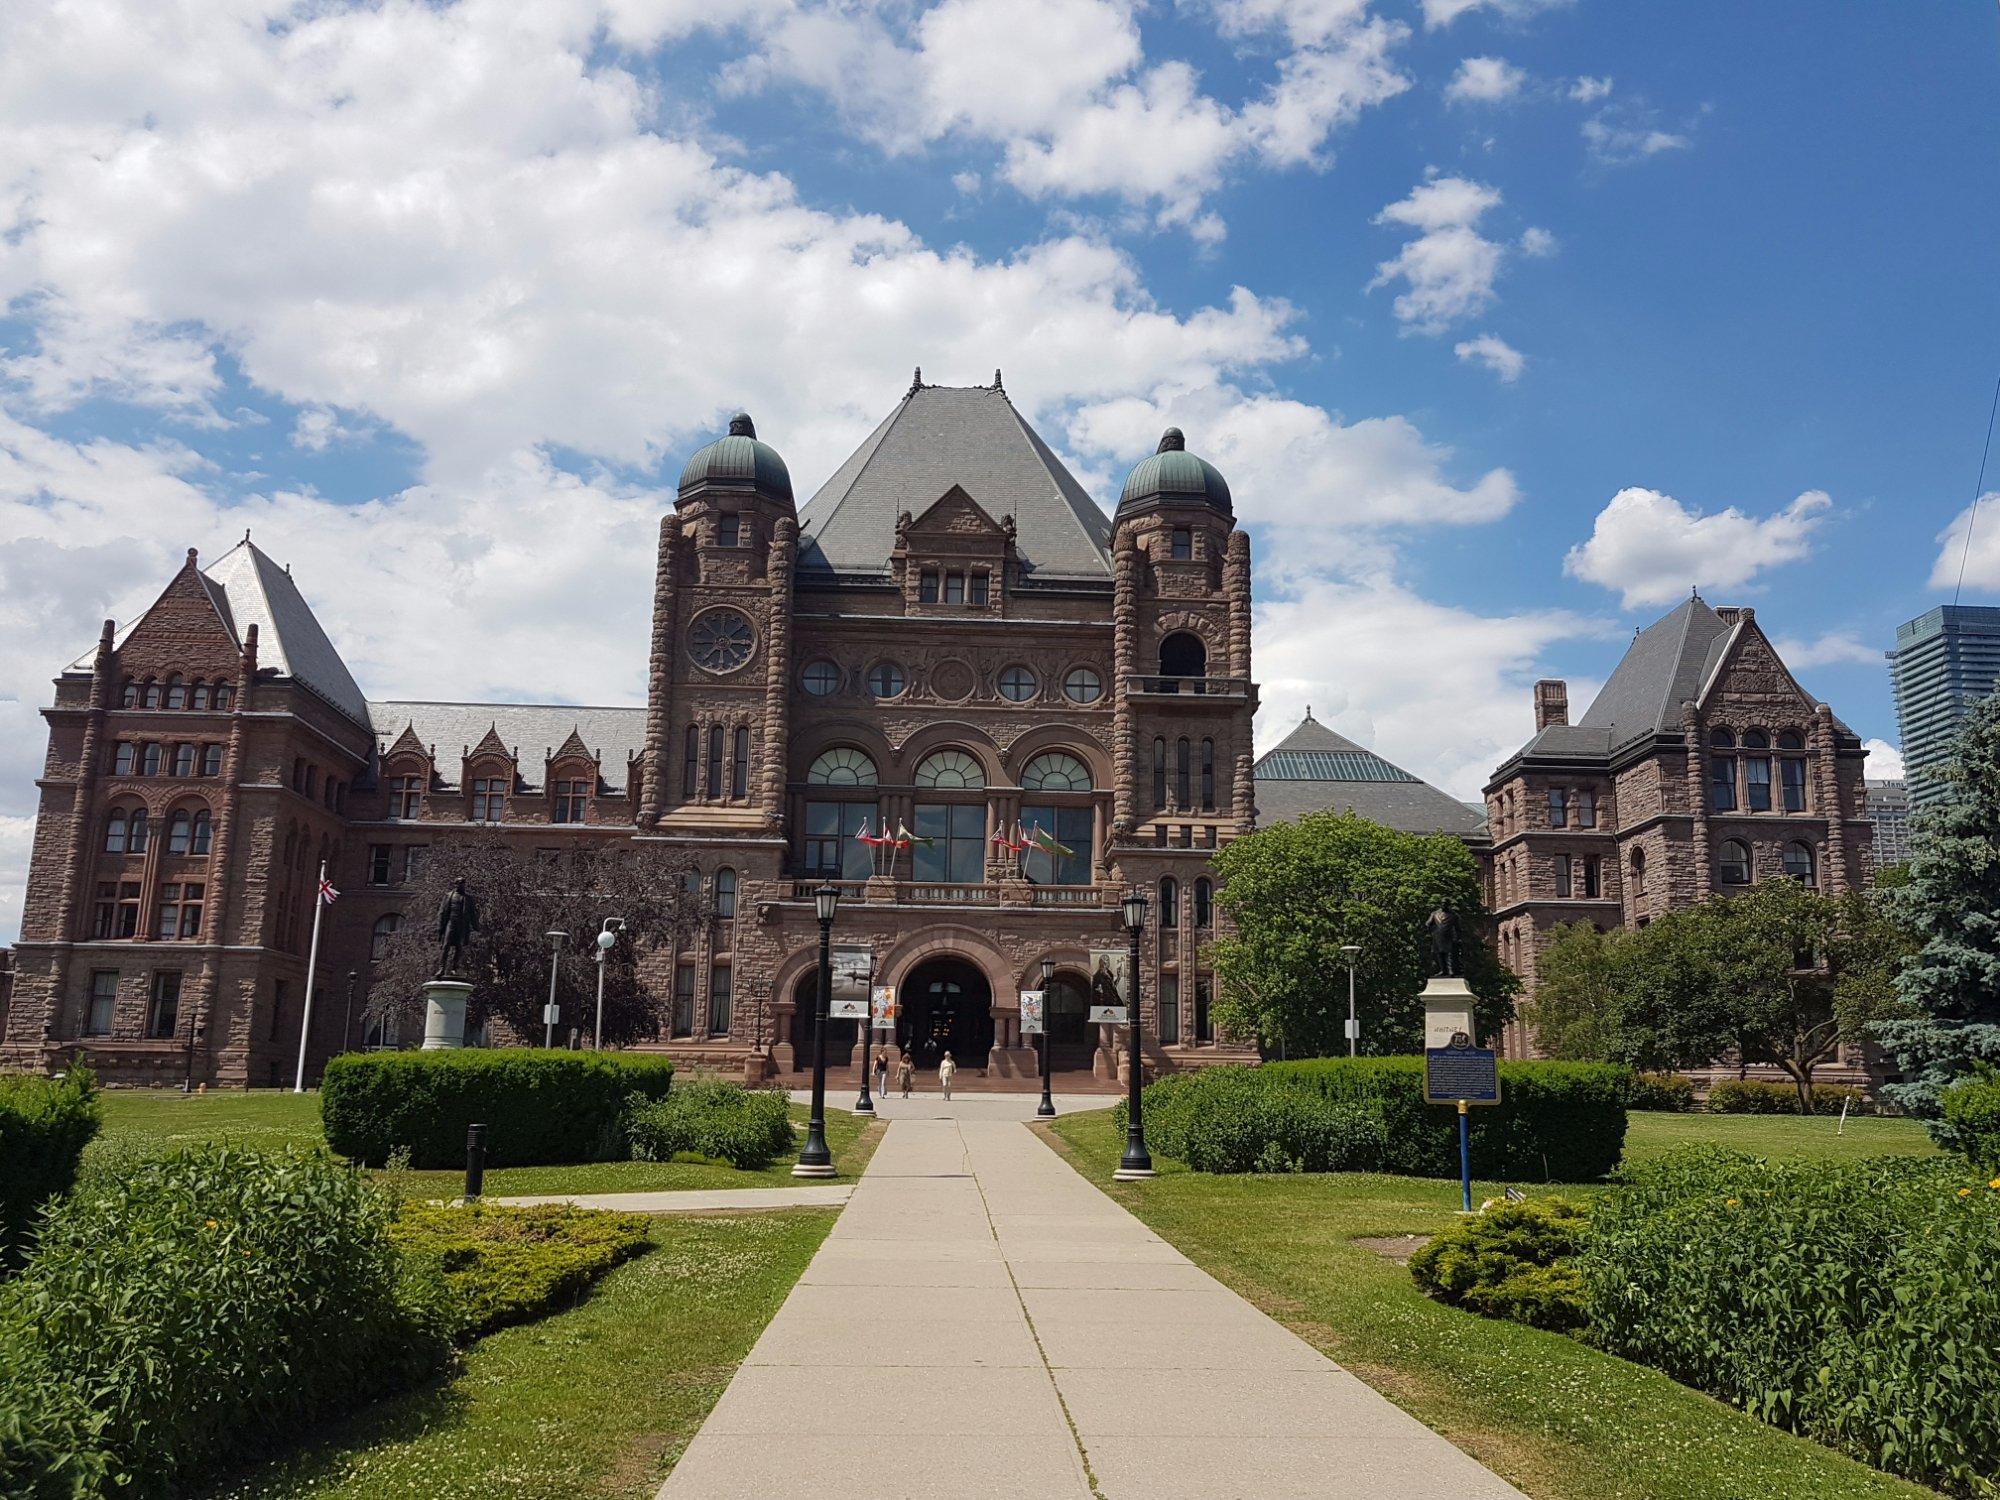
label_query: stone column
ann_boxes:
[758,518,797,829]
[638,513,683,829]
[1110,537,1140,836]
[1681,703,1712,894]
[1813,702,1850,896]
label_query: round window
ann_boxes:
[688,608,755,674]
[998,665,1038,702]
[802,660,841,696]
[1062,667,1103,705]
[867,662,906,699]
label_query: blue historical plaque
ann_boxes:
[1424,1044,1501,1105]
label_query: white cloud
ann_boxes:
[1582,105,1693,166]
[0,815,32,945]
[1563,487,1833,608]
[1369,174,1506,333]
[1863,740,1905,781]
[1445,56,1526,105]
[919,0,1141,140]
[1453,333,1524,382]
[1769,630,1882,670]
[1928,493,2000,592]
[1519,226,1557,257]
[1420,0,1571,28]
[1239,16,1412,167]
[950,170,983,195]
[1569,75,1612,103]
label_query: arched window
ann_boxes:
[141,743,162,776]
[998,665,1038,702]
[915,750,985,789]
[1152,737,1166,810]
[105,811,128,854]
[113,743,135,775]
[683,723,699,797]
[1194,878,1213,928]
[172,743,195,777]
[1160,877,1179,928]
[1063,667,1103,704]
[201,744,222,777]
[1175,738,1191,807]
[1717,838,1751,885]
[165,675,186,709]
[214,685,233,711]
[191,681,210,710]
[1200,738,1215,811]
[1783,841,1815,886]
[167,810,192,856]
[1021,753,1091,792]
[120,679,138,708]
[190,809,213,856]
[1777,730,1805,749]
[143,679,162,708]
[808,748,878,786]
[127,809,150,854]
[1709,726,1736,812]
[714,867,737,920]
[731,727,750,798]
[371,913,401,962]
[1158,631,1206,684]
[1630,846,1647,897]
[706,725,724,798]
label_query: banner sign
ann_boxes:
[828,945,873,1019]
[1087,1005,1129,1026]
[1424,1041,1501,1105]
[871,985,897,1031]
[1018,989,1045,1035]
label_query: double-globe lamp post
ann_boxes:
[1036,956,1056,1118]
[793,883,841,1178]
[1113,888,1154,1181]
[593,917,626,1049]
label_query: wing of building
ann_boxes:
[5,376,1260,1088]
[1253,711,1488,842]
[1483,593,1874,1076]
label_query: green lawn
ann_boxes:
[1043,1108,1934,1500]
[205,1209,834,1499]
[88,1088,879,1193]
[1622,1108,1936,1165]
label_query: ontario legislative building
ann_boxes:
[4,374,1262,1088]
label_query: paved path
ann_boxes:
[492,1185,851,1214]
[658,1117,1524,1499]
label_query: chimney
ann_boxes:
[1713,605,1753,627]
[1534,679,1569,731]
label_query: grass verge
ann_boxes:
[1042,1108,1930,1500]
[205,1208,835,1499]
[1620,1109,1935,1165]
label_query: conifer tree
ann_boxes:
[1876,692,2000,1145]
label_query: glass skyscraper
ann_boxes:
[1889,605,2000,807]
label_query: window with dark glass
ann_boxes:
[1160,877,1178,928]
[804,800,874,880]
[673,964,695,1037]
[403,845,426,882]
[554,778,589,823]
[802,660,841,696]
[944,572,965,604]
[1783,841,1815,886]
[120,680,138,708]
[1743,731,1772,812]
[146,972,181,1038]
[141,743,162,776]
[1583,857,1601,899]
[715,867,737,919]
[968,572,989,605]
[708,963,732,1034]
[718,513,741,547]
[200,743,222,777]
[1576,789,1596,828]
[164,883,203,940]
[173,743,195,777]
[1718,839,1751,885]
[1020,803,1092,886]
[1175,738,1191,807]
[1170,527,1192,560]
[1781,751,1807,813]
[92,882,116,938]
[143,680,163,708]
[1631,846,1647,896]
[1200,738,1215,811]
[191,682,210,710]
[389,774,422,819]
[113,742,135,775]
[166,811,192,856]
[999,665,1037,701]
[706,725,724,798]
[368,845,394,885]
[731,727,749,799]
[86,971,118,1036]
[1063,667,1102,704]
[913,803,984,884]
[1555,854,1573,898]
[867,662,905,699]
[919,570,939,602]
[127,810,149,853]
[214,685,232,710]
[1548,787,1568,827]
[471,777,506,821]
[165,676,186,709]
[1194,878,1212,928]
[683,723,700,797]
[370,913,400,961]
[1158,973,1180,1045]
[1152,737,1166,810]
[1194,977,1213,1042]
[1709,726,1737,812]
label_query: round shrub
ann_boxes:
[321,1049,676,1168]
[0,1063,101,1267]
[1624,1072,1696,1112]
[0,1145,451,1495]
[1409,1195,1591,1331]
[1942,1070,2000,1172]
[626,1080,794,1171]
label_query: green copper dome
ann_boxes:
[678,413,793,505]
[1117,428,1231,517]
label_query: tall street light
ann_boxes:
[1341,943,1362,1058]
[794,883,840,1178]
[1114,889,1154,1181]
[593,917,625,1049]
[853,959,876,1117]
[1037,956,1056,1118]
[543,930,567,1048]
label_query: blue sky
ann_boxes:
[1,0,1996,939]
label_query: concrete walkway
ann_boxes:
[658,1117,1524,1499]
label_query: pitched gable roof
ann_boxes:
[797,382,1112,580]
[1253,713,1488,839]
[368,701,647,793]
[1574,595,1734,750]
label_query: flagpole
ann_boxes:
[294,860,328,1093]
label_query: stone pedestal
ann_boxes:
[1421,976,1476,1049]
[421,980,474,1050]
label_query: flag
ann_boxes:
[318,877,340,905]
[990,825,1029,854]
[1028,824,1073,860]
[895,820,932,849]
[856,819,892,848]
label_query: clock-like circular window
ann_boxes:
[998,665,1038,702]
[689,609,755,674]
[867,662,906,699]
[802,660,841,696]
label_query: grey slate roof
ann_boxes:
[367,701,648,791]
[796,382,1112,579]
[1253,713,1488,839]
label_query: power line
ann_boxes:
[1953,369,2000,606]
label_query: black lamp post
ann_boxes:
[1036,956,1056,1118]
[1114,889,1154,1180]
[794,883,840,1178]
[854,956,876,1117]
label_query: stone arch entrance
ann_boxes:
[898,956,994,1070]
[787,970,858,1073]
[1043,968,1095,1072]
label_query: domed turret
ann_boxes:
[677,413,793,506]
[1116,428,1231,518]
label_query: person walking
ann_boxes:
[897,1054,914,1098]
[938,1049,957,1102]
[874,1050,888,1098]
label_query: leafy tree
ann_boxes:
[1876,692,2000,1144]
[1520,922,1622,1061]
[1208,811,1515,1057]
[366,838,706,1047]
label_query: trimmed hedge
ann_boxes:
[1582,1147,2000,1496]
[388,1202,653,1340]
[626,1081,795,1171]
[1409,1195,1590,1332]
[1624,1071,1697,1113]
[321,1049,676,1168]
[1265,1057,1631,1182]
[0,1145,451,1495]
[1942,1071,2000,1172]
[1705,1077,1865,1116]
[1113,1068,1387,1173]
[0,1064,101,1268]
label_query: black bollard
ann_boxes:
[465,1122,486,1202]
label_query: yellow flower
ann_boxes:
[1959,1188,1974,1199]
[204,1219,217,1230]
[1989,1178,2000,1191]
[1725,1198,1739,1208]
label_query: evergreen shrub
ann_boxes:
[1581,1147,2000,1496]
[1623,1071,1696,1112]
[0,1064,101,1267]
[1409,1195,1590,1331]
[0,1145,451,1495]
[1705,1078,1864,1116]
[1114,1068,1386,1173]
[389,1202,652,1339]
[321,1049,675,1168]
[1267,1057,1630,1181]
[1941,1070,2000,1172]
[624,1080,794,1171]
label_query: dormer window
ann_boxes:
[388,774,422,820]
[942,572,963,604]
[919,570,939,603]
[471,777,506,822]
[718,513,742,548]
[1171,528,1192,561]
[553,779,589,824]
[969,572,989,605]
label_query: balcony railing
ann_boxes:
[900,882,997,905]
[782,879,1107,908]
[1029,884,1104,907]
[1123,675,1250,699]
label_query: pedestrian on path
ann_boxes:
[874,1051,887,1097]
[897,1055,914,1098]
[938,1050,956,1101]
